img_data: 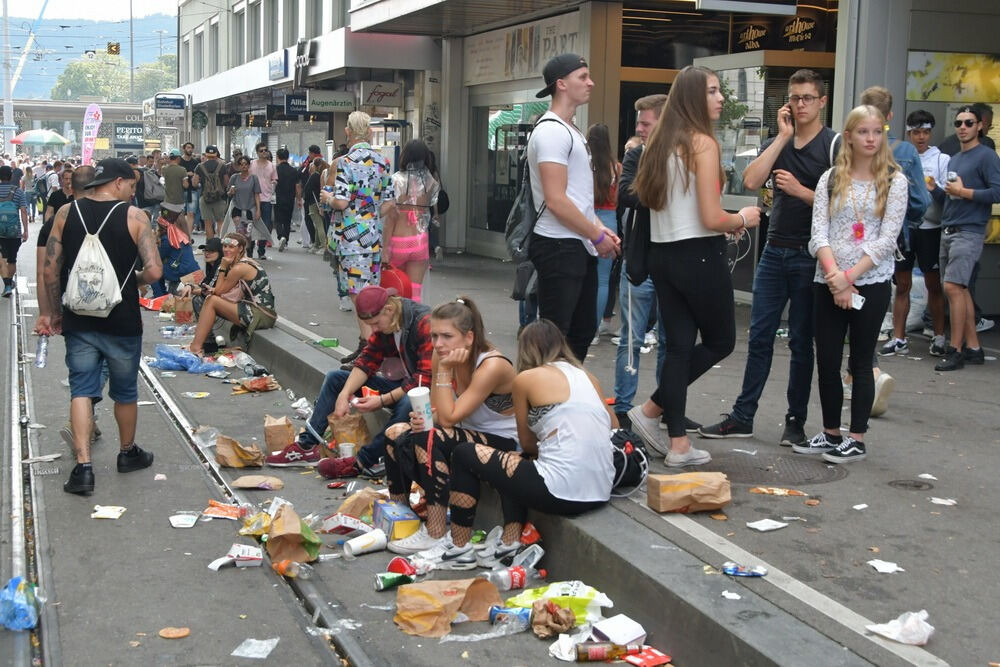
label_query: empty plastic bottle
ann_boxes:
[480,564,546,591]
[34,335,48,369]
[272,560,313,579]
[511,543,544,570]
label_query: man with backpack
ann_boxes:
[0,165,29,297]
[192,145,228,240]
[140,156,165,223]
[41,158,163,496]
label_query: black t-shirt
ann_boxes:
[305,172,321,206]
[46,189,73,218]
[275,162,299,206]
[180,157,200,200]
[762,126,837,247]
[37,219,54,248]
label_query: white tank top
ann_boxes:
[458,352,519,443]
[530,361,613,502]
[649,153,721,243]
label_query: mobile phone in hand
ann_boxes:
[851,293,866,310]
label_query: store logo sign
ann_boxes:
[360,81,402,107]
[294,39,318,88]
[737,24,768,50]
[782,16,816,44]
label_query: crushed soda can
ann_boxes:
[722,561,768,577]
[374,572,414,591]
[488,605,532,625]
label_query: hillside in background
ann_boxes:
[11,13,177,100]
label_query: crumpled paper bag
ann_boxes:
[174,295,194,324]
[264,415,295,453]
[214,434,264,468]
[328,412,370,447]
[394,578,502,638]
[531,599,575,638]
[865,609,934,645]
[336,487,384,521]
[646,472,731,513]
[232,475,284,490]
[266,504,321,563]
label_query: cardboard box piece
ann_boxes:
[373,499,420,541]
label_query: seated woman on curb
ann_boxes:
[421,319,616,569]
[381,297,519,560]
[188,232,276,355]
[153,205,201,297]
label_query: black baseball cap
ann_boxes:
[205,145,219,155]
[86,158,136,189]
[536,53,588,98]
[199,237,223,253]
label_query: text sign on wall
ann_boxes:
[360,81,403,107]
[463,12,580,87]
[114,122,144,149]
[308,89,355,112]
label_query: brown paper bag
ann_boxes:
[531,599,576,638]
[174,295,194,324]
[214,434,264,468]
[336,487,383,520]
[160,294,176,313]
[394,578,503,637]
[264,415,295,453]
[266,504,321,563]
[327,412,370,448]
[646,472,731,513]
[232,475,284,490]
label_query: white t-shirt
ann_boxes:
[527,112,596,253]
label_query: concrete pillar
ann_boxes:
[439,37,469,252]
[578,2,623,148]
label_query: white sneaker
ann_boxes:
[591,336,600,346]
[338,296,353,312]
[665,446,711,468]
[871,372,894,418]
[610,335,622,346]
[413,533,456,563]
[387,524,445,555]
[644,331,657,346]
[598,320,616,337]
[278,237,287,251]
[626,406,669,456]
[976,317,995,333]
[473,526,502,552]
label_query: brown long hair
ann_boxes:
[830,105,899,219]
[587,123,615,204]
[633,65,722,210]
[516,320,581,372]
[430,296,493,371]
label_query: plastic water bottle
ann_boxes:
[34,335,48,369]
[272,560,314,579]
[511,544,544,570]
[480,564,546,591]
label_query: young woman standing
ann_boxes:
[227,156,261,240]
[801,105,906,463]
[628,65,761,466]
[588,123,622,339]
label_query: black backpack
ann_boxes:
[610,428,649,496]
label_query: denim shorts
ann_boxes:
[64,331,143,403]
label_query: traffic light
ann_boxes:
[107,42,120,55]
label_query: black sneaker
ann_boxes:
[963,346,985,365]
[64,464,95,495]
[339,337,367,365]
[822,436,866,463]
[934,347,964,371]
[698,414,752,439]
[779,416,807,447]
[117,444,154,473]
[793,431,842,455]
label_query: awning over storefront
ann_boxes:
[348,0,578,36]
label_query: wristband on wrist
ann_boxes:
[594,230,606,245]
[843,270,853,285]
[379,394,385,407]
[735,211,746,231]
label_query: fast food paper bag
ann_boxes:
[394,578,502,637]
[214,434,264,468]
[264,415,295,453]
[266,504,321,563]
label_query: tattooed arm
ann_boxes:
[129,205,163,285]
[41,206,67,334]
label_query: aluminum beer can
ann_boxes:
[374,572,414,591]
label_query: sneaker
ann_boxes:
[779,416,807,447]
[318,456,358,479]
[356,459,386,480]
[610,335,622,346]
[338,296,353,312]
[388,524,446,555]
[665,446,712,468]
[657,417,702,432]
[473,526,503,552]
[265,441,321,467]
[643,331,657,346]
[793,432,842,455]
[477,540,522,568]
[591,336,600,346]
[413,534,455,563]
[117,444,154,473]
[60,421,99,451]
[822,436,867,463]
[975,317,995,333]
[1,284,12,298]
[598,320,616,337]
[934,347,964,371]
[929,335,947,357]
[278,237,288,251]
[963,346,985,365]
[870,372,895,418]
[698,414,752,439]
[879,338,909,356]
[626,406,669,456]
[63,464,95,495]
[842,380,852,401]
[437,542,479,570]
[922,326,935,338]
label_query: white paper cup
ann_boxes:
[338,442,356,458]
[407,386,433,427]
[343,528,387,558]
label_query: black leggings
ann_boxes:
[814,281,891,434]
[385,427,517,505]
[647,236,736,436]
[449,442,605,529]
[274,205,293,241]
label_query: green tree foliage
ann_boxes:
[50,54,177,103]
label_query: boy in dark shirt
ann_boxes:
[274,148,300,250]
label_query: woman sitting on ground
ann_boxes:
[382,297,519,561]
[153,207,201,297]
[427,319,616,569]
[188,232,276,356]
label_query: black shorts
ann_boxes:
[896,227,941,274]
[0,237,21,263]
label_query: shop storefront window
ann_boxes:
[621,3,729,69]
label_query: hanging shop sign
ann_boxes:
[113,122,144,150]
[294,38,318,88]
[307,89,355,112]
[191,110,209,130]
[360,81,402,108]
[284,93,308,115]
[463,11,580,87]
[215,113,242,128]
[268,104,299,121]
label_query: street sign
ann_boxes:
[268,51,287,81]
[154,93,186,129]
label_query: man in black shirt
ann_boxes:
[43,169,74,224]
[701,69,838,448]
[179,141,201,233]
[274,147,300,251]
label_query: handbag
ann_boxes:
[623,206,651,286]
[435,188,450,216]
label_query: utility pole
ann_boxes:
[129,0,134,103]
[2,0,14,149]
[155,29,168,59]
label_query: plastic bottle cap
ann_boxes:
[537,569,547,579]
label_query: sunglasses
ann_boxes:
[954,119,978,128]
[221,239,241,247]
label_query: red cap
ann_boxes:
[356,285,397,319]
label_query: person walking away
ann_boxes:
[227,155,261,240]
[40,158,163,495]
[587,123,622,342]
[304,158,329,253]
[528,53,621,363]
[803,105,906,462]
[193,145,228,240]
[628,66,761,466]
[273,148,298,251]
[161,149,189,232]
[250,143,277,259]
[0,165,30,297]
[179,142,201,233]
[934,105,1000,370]
[699,69,838,448]
[383,139,439,303]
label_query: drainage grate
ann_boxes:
[667,450,850,485]
[888,479,933,491]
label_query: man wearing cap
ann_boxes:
[192,145,228,240]
[41,158,163,496]
[528,53,620,362]
[0,165,29,298]
[161,149,189,232]
[266,285,432,478]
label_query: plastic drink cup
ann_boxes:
[407,386,433,426]
[338,442,356,458]
[343,529,387,558]
[387,556,418,575]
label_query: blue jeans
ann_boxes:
[595,209,617,327]
[64,331,142,403]
[614,276,666,413]
[731,244,816,425]
[300,370,412,467]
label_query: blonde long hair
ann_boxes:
[831,105,900,219]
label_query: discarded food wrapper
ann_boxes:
[233,376,281,394]
[231,637,280,659]
[722,562,767,577]
[215,435,264,468]
[22,453,61,464]
[206,369,230,379]
[853,503,869,511]
[158,626,190,639]
[336,487,385,520]
[208,543,264,570]
[169,512,200,529]
[505,581,613,626]
[394,578,503,637]
[746,519,788,532]
[721,590,742,600]
[154,473,167,481]
[202,499,242,521]
[264,415,296,453]
[531,600,576,639]
[548,622,594,662]
[917,473,937,480]
[91,505,127,520]
[373,499,421,541]
[750,486,806,496]
[624,646,673,667]
[320,512,373,535]
[929,497,957,506]
[782,516,807,522]
[239,512,272,537]
[181,391,209,399]
[865,609,934,646]
[867,559,905,574]
[731,448,757,456]
[267,504,322,563]
[232,475,284,490]
[590,613,646,645]
[646,472,731,513]
[805,499,821,506]
[265,496,292,518]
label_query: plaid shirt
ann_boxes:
[353,311,433,392]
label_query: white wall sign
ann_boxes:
[360,81,403,107]
[308,89,356,112]
[463,11,580,87]
[154,93,186,130]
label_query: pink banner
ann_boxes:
[81,103,103,165]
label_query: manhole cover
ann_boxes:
[687,450,849,485]
[888,479,934,491]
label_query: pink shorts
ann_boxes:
[388,233,429,268]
